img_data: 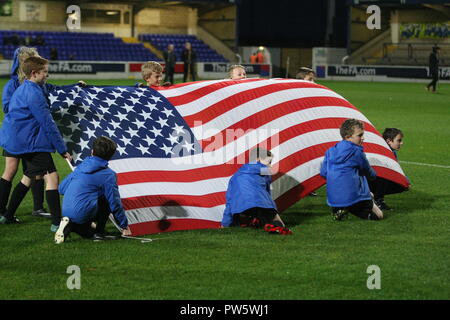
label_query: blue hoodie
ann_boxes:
[2,48,21,113]
[222,162,277,227]
[0,79,67,155]
[58,156,128,229]
[1,48,79,113]
[320,140,376,207]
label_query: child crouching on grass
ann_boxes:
[55,136,131,244]
[320,118,383,221]
[369,128,409,210]
[221,147,292,235]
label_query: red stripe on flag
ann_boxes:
[167,79,264,106]
[130,219,221,236]
[275,174,326,212]
[184,85,345,127]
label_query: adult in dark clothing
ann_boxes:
[163,44,176,84]
[50,48,58,60]
[426,46,440,93]
[182,42,197,82]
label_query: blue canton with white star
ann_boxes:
[49,85,202,166]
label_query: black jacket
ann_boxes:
[182,48,196,64]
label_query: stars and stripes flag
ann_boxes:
[49,78,410,236]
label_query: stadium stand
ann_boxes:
[138,33,228,62]
[360,42,450,66]
[0,30,160,61]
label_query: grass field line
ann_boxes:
[399,160,450,169]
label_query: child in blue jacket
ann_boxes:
[221,148,291,235]
[0,47,84,219]
[0,47,50,219]
[320,119,383,221]
[369,128,409,210]
[0,56,72,230]
[55,136,131,243]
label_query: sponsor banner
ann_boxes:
[319,64,450,81]
[48,61,125,74]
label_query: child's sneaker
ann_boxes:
[0,215,21,224]
[50,224,60,232]
[375,199,392,211]
[32,209,51,218]
[332,209,348,221]
[264,223,292,235]
[54,217,70,244]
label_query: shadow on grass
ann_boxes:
[384,188,436,215]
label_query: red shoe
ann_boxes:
[264,224,292,235]
[249,217,261,228]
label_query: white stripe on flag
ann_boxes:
[126,205,226,224]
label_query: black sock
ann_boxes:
[0,178,12,215]
[31,179,45,211]
[46,189,62,226]
[5,182,30,219]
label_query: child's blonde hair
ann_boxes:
[228,64,246,79]
[17,47,39,83]
[141,61,163,80]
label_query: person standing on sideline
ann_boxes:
[163,44,176,85]
[426,46,440,93]
[182,42,196,82]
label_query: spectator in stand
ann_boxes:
[250,52,258,64]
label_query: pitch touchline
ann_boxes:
[399,160,450,169]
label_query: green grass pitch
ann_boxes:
[0,78,449,299]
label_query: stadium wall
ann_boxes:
[198,5,236,50]
[0,0,67,31]
[135,6,197,36]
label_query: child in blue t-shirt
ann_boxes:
[320,119,383,221]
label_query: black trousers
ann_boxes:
[165,65,175,84]
[66,196,111,238]
[232,207,278,227]
[427,72,438,91]
[369,177,406,201]
[332,199,379,220]
[183,63,196,82]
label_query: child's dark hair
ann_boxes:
[93,136,117,160]
[340,119,364,139]
[383,128,403,141]
[296,67,315,80]
[249,147,272,162]
[22,56,48,78]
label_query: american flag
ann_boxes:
[49,79,410,235]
